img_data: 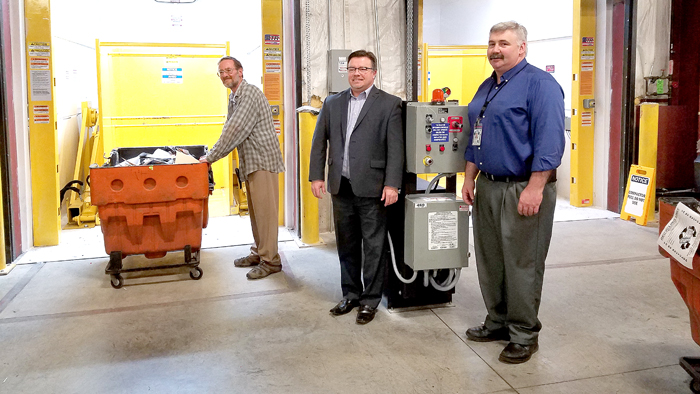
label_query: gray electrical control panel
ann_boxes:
[404,193,470,270]
[328,49,352,93]
[405,102,470,174]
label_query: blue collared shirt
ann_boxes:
[464,59,565,177]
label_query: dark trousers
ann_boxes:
[331,177,388,308]
[473,176,557,345]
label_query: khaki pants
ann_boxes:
[244,170,280,266]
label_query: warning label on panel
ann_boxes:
[581,111,592,127]
[273,119,281,135]
[30,57,49,70]
[265,62,281,73]
[162,60,183,84]
[431,122,449,142]
[28,42,50,57]
[338,57,348,73]
[30,70,52,101]
[33,114,50,124]
[428,211,459,250]
[582,50,595,60]
[33,105,49,114]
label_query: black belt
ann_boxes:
[480,171,557,183]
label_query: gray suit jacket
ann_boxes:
[309,87,404,198]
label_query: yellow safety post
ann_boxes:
[638,103,659,223]
[570,0,596,207]
[299,112,319,244]
[26,0,60,245]
[261,0,285,226]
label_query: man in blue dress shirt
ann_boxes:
[461,21,565,364]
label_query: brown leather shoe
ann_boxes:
[234,255,260,267]
[246,261,281,279]
[466,325,510,342]
[498,342,539,364]
[330,299,359,315]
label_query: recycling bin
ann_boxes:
[90,145,212,288]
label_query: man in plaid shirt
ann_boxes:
[200,56,285,280]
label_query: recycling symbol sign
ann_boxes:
[680,226,698,250]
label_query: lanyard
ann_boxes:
[477,65,526,120]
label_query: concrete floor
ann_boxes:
[0,206,698,393]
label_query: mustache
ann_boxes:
[489,54,504,60]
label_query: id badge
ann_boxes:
[473,118,483,146]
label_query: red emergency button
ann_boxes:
[426,144,432,152]
[439,145,445,152]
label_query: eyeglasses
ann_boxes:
[217,68,236,76]
[347,67,374,74]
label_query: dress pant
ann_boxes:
[244,170,281,266]
[331,177,387,308]
[472,176,556,345]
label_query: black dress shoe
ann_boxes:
[466,325,510,342]
[355,305,377,325]
[330,299,359,316]
[498,342,539,364]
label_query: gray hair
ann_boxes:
[490,21,528,47]
[218,56,242,70]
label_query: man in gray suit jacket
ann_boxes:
[309,50,404,325]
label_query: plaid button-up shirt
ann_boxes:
[206,79,284,181]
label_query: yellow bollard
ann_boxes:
[299,112,320,244]
[638,103,659,224]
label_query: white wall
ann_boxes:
[422,0,575,200]
[422,0,573,111]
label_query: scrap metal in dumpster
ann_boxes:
[90,145,214,289]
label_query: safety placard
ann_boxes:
[30,70,51,101]
[162,60,183,84]
[29,57,49,70]
[431,122,449,142]
[265,62,281,73]
[28,42,50,57]
[658,203,700,269]
[581,111,592,127]
[582,50,595,60]
[620,165,655,226]
[428,211,458,250]
[337,57,348,73]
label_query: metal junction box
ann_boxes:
[404,193,470,270]
[328,49,352,93]
[405,102,470,174]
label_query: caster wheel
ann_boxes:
[691,379,700,394]
[190,267,203,280]
[110,274,124,289]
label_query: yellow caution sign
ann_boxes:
[620,165,655,226]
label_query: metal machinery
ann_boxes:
[385,99,471,308]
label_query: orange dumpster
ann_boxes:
[659,198,700,393]
[90,146,212,288]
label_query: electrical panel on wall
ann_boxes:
[327,49,352,94]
